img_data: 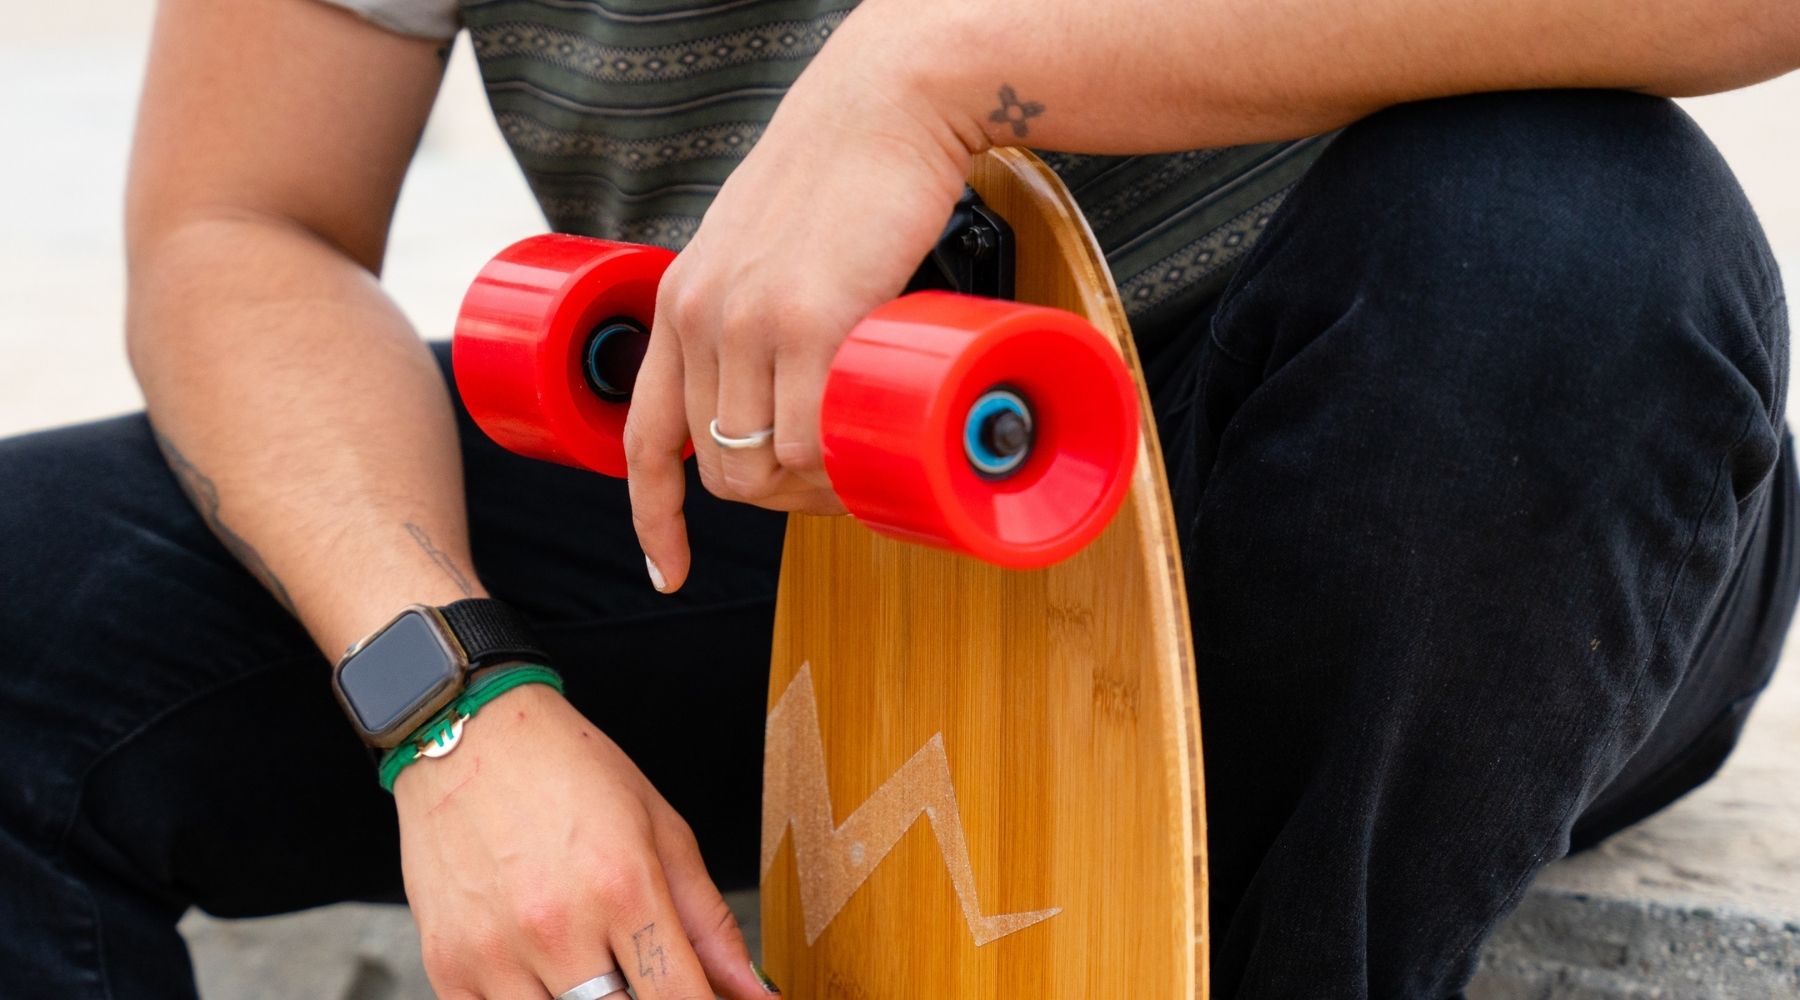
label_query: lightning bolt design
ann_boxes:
[760,662,1060,946]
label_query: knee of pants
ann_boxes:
[1214,90,1786,442]
[1201,90,1788,541]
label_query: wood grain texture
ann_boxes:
[761,148,1206,998]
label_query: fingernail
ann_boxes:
[644,553,668,592]
[751,959,781,994]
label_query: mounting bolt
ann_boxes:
[959,225,995,259]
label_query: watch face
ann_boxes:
[337,609,462,739]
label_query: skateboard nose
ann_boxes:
[582,319,650,402]
[964,388,1034,478]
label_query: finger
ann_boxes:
[709,322,782,503]
[655,812,776,999]
[478,965,554,1000]
[606,877,716,1000]
[419,941,485,1000]
[538,955,627,1000]
[625,311,694,594]
[680,303,726,505]
[773,340,838,492]
[509,899,620,1000]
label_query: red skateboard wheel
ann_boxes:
[455,238,1137,568]
[822,291,1139,570]
[452,234,686,476]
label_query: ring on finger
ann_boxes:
[555,971,629,1000]
[708,419,775,450]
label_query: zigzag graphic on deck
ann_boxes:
[760,663,1060,947]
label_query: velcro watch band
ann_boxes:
[439,598,550,668]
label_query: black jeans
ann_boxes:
[1,91,1792,1000]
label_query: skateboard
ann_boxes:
[453,148,1206,998]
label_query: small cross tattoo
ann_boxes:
[988,84,1045,138]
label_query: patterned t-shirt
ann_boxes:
[323,0,1331,340]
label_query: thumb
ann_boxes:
[655,812,778,998]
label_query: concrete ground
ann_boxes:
[2,6,1797,998]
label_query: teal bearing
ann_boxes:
[582,319,649,402]
[963,387,1035,479]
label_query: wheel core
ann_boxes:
[582,319,649,402]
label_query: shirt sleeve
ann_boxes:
[314,0,460,41]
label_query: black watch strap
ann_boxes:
[440,598,550,669]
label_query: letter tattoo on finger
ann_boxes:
[633,922,668,981]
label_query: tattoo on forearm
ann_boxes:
[988,84,1045,138]
[152,429,298,615]
[404,522,475,597]
[633,922,669,981]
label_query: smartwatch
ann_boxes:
[331,599,549,748]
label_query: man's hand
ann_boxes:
[396,684,773,999]
[622,10,975,593]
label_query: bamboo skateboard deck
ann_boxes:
[759,149,1206,998]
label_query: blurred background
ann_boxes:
[1,4,1795,998]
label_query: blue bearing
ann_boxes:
[963,388,1034,479]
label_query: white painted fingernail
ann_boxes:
[645,554,668,592]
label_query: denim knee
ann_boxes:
[1212,90,1785,497]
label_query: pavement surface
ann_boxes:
[3,6,1797,998]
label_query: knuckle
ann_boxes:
[774,438,823,475]
[718,466,775,501]
[659,281,707,338]
[756,281,811,327]
[622,423,665,467]
[467,922,514,968]
[718,295,764,347]
[703,893,742,942]
[591,867,650,917]
[771,320,822,354]
[419,928,478,985]
[418,934,464,982]
[511,895,575,955]
[660,811,701,852]
[695,460,730,501]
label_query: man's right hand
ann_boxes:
[394,683,775,1000]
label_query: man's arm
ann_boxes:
[128,4,773,998]
[127,0,474,654]
[878,0,1800,155]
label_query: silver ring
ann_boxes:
[555,971,629,1000]
[708,418,775,450]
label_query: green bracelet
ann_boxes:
[378,663,564,793]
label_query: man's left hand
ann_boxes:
[623,11,976,593]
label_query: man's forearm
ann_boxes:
[129,212,482,657]
[835,0,1797,156]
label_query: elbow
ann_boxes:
[121,212,240,384]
